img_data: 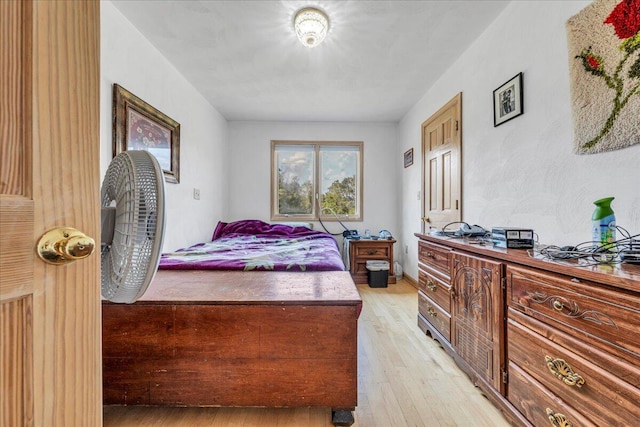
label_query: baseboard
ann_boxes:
[403,273,418,289]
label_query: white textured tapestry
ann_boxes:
[566,0,639,154]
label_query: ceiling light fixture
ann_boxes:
[294,7,329,48]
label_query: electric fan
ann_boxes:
[101,150,165,303]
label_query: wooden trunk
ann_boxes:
[102,270,360,421]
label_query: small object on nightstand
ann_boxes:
[379,229,392,239]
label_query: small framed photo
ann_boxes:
[404,148,414,168]
[493,72,523,127]
[112,84,180,183]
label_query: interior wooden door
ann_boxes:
[421,93,462,232]
[0,1,101,426]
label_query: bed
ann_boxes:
[102,220,361,426]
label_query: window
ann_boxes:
[271,141,363,221]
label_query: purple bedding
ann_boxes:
[159,220,345,272]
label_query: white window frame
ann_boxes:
[271,140,363,222]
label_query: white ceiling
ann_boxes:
[111,0,510,122]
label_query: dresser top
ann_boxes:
[416,233,640,293]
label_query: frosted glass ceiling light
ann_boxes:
[294,7,329,48]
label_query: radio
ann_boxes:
[491,227,534,249]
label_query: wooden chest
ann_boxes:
[102,270,361,419]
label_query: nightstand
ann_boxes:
[348,239,396,284]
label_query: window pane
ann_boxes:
[275,145,315,215]
[320,145,360,217]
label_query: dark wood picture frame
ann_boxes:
[112,84,180,183]
[404,148,414,168]
[493,72,523,127]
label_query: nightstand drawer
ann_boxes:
[418,291,450,341]
[418,269,450,312]
[353,244,390,258]
[508,317,640,426]
[418,240,450,278]
[507,265,640,366]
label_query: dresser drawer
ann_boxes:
[508,362,595,427]
[508,317,640,426]
[418,291,450,341]
[418,240,450,278]
[418,268,450,312]
[507,265,640,367]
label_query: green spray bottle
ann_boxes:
[591,197,616,248]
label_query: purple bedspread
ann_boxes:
[159,220,345,272]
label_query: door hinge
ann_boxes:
[502,369,508,384]
[455,200,459,210]
[455,120,459,131]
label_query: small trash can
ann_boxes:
[366,260,389,288]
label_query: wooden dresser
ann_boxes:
[348,238,396,284]
[416,234,640,427]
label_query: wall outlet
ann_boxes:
[193,188,200,200]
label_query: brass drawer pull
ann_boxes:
[366,249,377,255]
[426,280,437,292]
[553,300,564,311]
[545,356,585,388]
[425,251,434,258]
[427,306,437,317]
[545,408,574,427]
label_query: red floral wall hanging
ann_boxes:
[566,0,639,154]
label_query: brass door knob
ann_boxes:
[37,227,95,265]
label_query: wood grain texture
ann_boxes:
[508,316,640,426]
[102,272,360,410]
[417,235,640,427]
[0,198,34,297]
[507,264,640,368]
[135,270,361,304]
[0,0,30,197]
[29,1,101,425]
[104,280,512,427]
[416,233,640,291]
[450,252,504,394]
[348,239,396,284]
[0,297,33,427]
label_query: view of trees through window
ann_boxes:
[272,142,362,220]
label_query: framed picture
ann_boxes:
[403,148,414,168]
[493,72,523,127]
[112,84,180,183]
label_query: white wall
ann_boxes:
[398,1,640,281]
[227,121,400,255]
[101,1,229,251]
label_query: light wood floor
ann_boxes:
[103,279,511,427]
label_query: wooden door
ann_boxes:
[0,1,101,426]
[421,93,461,232]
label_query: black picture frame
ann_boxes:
[493,72,523,127]
[404,148,414,168]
